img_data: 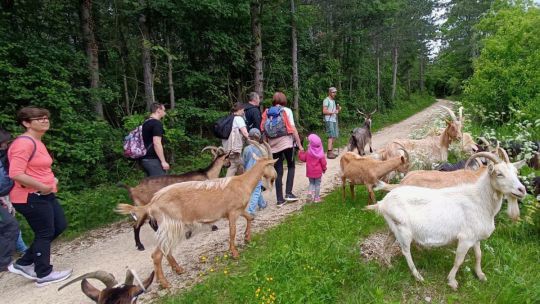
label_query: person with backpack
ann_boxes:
[222,102,250,177]
[7,106,72,287]
[243,92,262,132]
[261,92,304,206]
[0,129,29,256]
[140,103,169,177]
[0,129,19,274]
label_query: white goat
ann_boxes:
[366,152,526,290]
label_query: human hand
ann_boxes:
[38,184,54,195]
[161,161,170,170]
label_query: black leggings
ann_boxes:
[273,147,295,202]
[13,193,67,278]
[0,206,19,269]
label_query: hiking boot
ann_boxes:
[35,269,72,287]
[285,193,299,202]
[327,151,337,159]
[276,200,286,207]
[8,263,37,280]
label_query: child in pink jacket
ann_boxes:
[298,134,327,202]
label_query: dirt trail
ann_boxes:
[0,99,452,304]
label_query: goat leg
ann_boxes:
[350,183,355,200]
[228,213,240,259]
[134,225,145,251]
[166,253,184,275]
[341,176,347,201]
[367,184,376,205]
[473,241,486,282]
[241,210,254,243]
[447,240,474,290]
[151,248,170,289]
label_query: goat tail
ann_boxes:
[373,180,398,192]
[115,203,148,223]
[364,203,380,212]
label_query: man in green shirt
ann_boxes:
[322,87,340,159]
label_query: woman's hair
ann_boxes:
[16,106,51,127]
[272,92,287,106]
[231,102,244,113]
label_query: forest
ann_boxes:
[1,0,539,233]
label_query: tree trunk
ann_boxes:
[376,54,381,107]
[79,0,103,118]
[139,3,154,109]
[291,0,300,123]
[251,0,264,99]
[407,69,411,95]
[167,38,175,109]
[391,46,398,100]
[419,53,425,92]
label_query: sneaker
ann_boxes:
[276,200,286,207]
[8,263,37,280]
[284,193,299,202]
[327,151,337,159]
[35,269,72,287]
[314,197,322,203]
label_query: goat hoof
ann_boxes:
[185,230,193,239]
[160,282,171,289]
[174,266,185,275]
[477,272,487,282]
[448,280,458,290]
[136,244,145,251]
[211,225,218,231]
[232,251,240,260]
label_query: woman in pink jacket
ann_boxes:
[298,134,327,202]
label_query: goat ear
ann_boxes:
[487,163,495,174]
[81,279,101,302]
[512,159,526,170]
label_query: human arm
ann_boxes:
[152,136,170,170]
[239,126,249,139]
[321,157,327,173]
[298,150,307,162]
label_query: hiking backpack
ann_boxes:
[263,106,288,138]
[213,114,235,139]
[0,136,37,196]
[123,120,150,159]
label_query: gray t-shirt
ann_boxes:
[323,97,337,122]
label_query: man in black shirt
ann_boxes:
[140,103,169,176]
[243,92,262,131]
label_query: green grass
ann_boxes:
[161,189,540,303]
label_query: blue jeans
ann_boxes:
[246,181,266,215]
[309,177,322,198]
[16,230,28,253]
[140,158,165,177]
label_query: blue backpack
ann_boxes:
[0,136,36,196]
[264,106,288,138]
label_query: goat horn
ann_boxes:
[263,142,272,159]
[356,109,366,116]
[370,109,377,115]
[465,152,502,169]
[393,141,409,162]
[201,146,218,158]
[58,271,118,291]
[478,137,491,149]
[439,105,457,121]
[458,106,463,121]
[125,269,147,292]
[497,147,510,163]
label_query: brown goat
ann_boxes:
[115,141,277,288]
[340,146,409,204]
[58,270,154,304]
[120,146,230,250]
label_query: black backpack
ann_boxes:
[213,114,235,139]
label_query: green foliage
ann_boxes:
[462,3,540,126]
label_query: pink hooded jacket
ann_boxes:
[298,134,327,178]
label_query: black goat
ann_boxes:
[477,138,539,169]
[437,159,482,171]
[533,176,540,199]
[58,270,154,304]
[348,109,377,155]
